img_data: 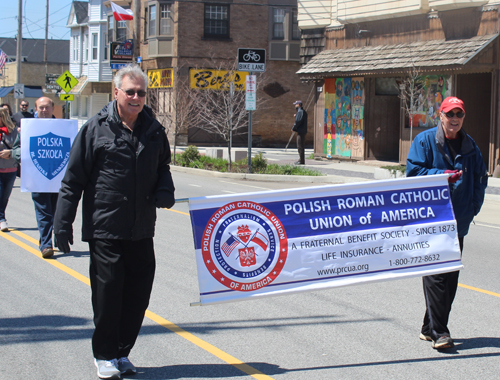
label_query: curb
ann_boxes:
[170,165,371,184]
[170,165,500,188]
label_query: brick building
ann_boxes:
[66,0,313,147]
[121,0,313,147]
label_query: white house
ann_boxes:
[67,0,115,128]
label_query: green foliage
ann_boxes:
[308,153,315,159]
[173,149,324,176]
[381,165,407,175]
[177,145,200,166]
[251,152,268,173]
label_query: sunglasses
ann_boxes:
[119,88,147,98]
[443,110,465,119]
[20,104,28,107]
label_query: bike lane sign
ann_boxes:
[238,48,266,72]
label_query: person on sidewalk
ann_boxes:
[292,100,307,165]
[0,97,58,258]
[12,100,34,129]
[54,65,175,380]
[0,108,18,232]
[407,96,488,350]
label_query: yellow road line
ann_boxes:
[165,208,189,216]
[0,229,274,380]
[146,310,273,379]
[458,283,500,298]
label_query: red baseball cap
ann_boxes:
[440,96,465,113]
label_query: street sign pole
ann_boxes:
[237,48,265,174]
[247,71,253,174]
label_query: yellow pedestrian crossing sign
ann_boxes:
[56,70,78,92]
[60,93,74,101]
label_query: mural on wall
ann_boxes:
[410,75,452,128]
[324,77,365,159]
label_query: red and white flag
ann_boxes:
[0,49,7,71]
[110,1,133,21]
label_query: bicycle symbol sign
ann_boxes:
[243,50,261,62]
[238,48,266,72]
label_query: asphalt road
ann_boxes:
[1,172,500,380]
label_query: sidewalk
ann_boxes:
[172,146,499,226]
[173,146,500,194]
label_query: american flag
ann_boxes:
[221,235,239,257]
[0,49,7,71]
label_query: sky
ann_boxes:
[0,0,74,40]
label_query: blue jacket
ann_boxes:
[407,124,488,237]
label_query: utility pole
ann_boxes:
[134,0,140,61]
[16,0,22,110]
[43,0,49,62]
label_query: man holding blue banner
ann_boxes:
[407,96,488,350]
[0,96,61,258]
[54,65,175,379]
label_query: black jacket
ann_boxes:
[12,111,34,128]
[54,101,175,241]
[292,107,307,135]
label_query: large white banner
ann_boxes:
[20,118,78,193]
[189,175,462,305]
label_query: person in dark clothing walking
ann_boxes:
[54,65,175,379]
[292,100,307,165]
[407,96,488,350]
[12,100,34,129]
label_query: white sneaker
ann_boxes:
[117,357,137,374]
[94,358,121,379]
[0,221,8,232]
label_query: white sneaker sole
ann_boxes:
[94,359,121,379]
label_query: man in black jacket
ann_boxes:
[54,65,175,379]
[292,100,307,165]
[12,100,34,128]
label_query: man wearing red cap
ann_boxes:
[407,96,488,349]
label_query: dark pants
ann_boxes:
[421,237,464,339]
[89,238,156,360]
[297,133,306,164]
[31,192,58,251]
[0,171,17,222]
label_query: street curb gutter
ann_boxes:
[170,165,371,184]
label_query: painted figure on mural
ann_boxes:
[336,80,343,97]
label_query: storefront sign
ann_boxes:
[148,68,174,88]
[110,40,133,61]
[190,69,246,91]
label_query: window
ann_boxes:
[84,33,89,62]
[269,7,301,61]
[149,4,156,37]
[92,33,98,60]
[81,96,88,117]
[108,16,114,42]
[71,98,79,117]
[103,32,108,60]
[160,4,172,35]
[292,9,300,40]
[117,21,127,41]
[273,9,285,39]
[147,2,174,37]
[72,35,79,61]
[204,4,229,38]
[107,13,128,42]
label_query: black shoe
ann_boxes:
[432,335,454,349]
[294,161,304,165]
